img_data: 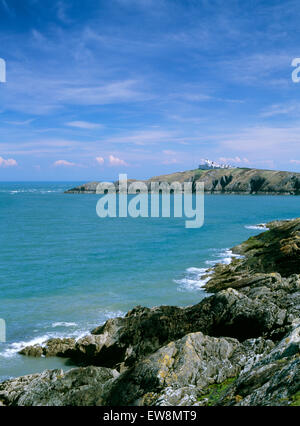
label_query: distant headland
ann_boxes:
[65,166,300,195]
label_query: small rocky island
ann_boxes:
[0,218,299,406]
[65,167,300,195]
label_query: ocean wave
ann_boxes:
[205,248,243,266]
[174,267,213,292]
[52,322,78,328]
[0,328,89,359]
[245,223,269,231]
[175,248,244,293]
[0,335,51,358]
[0,188,63,195]
[102,310,125,320]
[9,190,62,195]
[0,311,126,359]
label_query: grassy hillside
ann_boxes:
[65,167,300,195]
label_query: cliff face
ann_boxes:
[151,167,300,195]
[1,218,299,406]
[65,168,300,195]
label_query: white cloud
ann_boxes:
[0,156,17,167]
[290,160,300,164]
[96,156,105,165]
[109,155,128,166]
[53,159,77,167]
[66,121,103,129]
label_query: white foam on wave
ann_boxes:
[52,322,78,328]
[0,328,90,359]
[245,223,269,231]
[0,311,126,359]
[5,188,62,195]
[174,267,213,292]
[174,247,244,293]
[0,335,51,358]
[205,248,243,267]
[102,310,125,320]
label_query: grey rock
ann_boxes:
[0,366,119,406]
[215,323,300,406]
[19,338,76,358]
[102,332,274,406]
[19,287,292,368]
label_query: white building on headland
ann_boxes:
[198,159,234,170]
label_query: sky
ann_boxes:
[1,0,300,181]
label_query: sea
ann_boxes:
[0,181,299,381]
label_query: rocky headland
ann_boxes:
[0,218,300,406]
[65,167,300,195]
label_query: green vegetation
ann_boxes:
[197,377,236,406]
[291,391,300,406]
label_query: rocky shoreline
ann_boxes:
[1,218,299,406]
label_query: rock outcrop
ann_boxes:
[101,332,274,406]
[19,338,76,358]
[16,287,292,369]
[0,366,119,406]
[205,218,300,287]
[0,218,299,406]
[214,323,300,406]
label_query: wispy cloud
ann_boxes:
[4,119,35,126]
[0,0,12,16]
[161,158,180,165]
[219,53,292,86]
[56,1,72,24]
[260,103,300,118]
[219,156,249,164]
[66,121,103,129]
[2,0,300,178]
[60,80,147,106]
[219,126,300,167]
[103,130,177,146]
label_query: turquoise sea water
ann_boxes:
[0,182,299,381]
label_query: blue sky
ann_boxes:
[1,0,300,181]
